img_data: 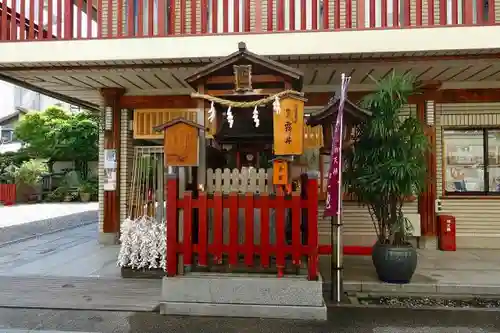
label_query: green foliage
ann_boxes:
[343,72,429,246]
[14,106,98,162]
[0,150,32,184]
[10,159,48,187]
[78,178,98,195]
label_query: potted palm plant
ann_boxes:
[344,72,429,283]
[78,179,97,202]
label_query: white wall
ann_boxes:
[0,82,15,120]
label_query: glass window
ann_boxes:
[0,129,13,143]
[488,130,500,193]
[444,129,500,195]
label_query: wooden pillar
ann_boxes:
[417,95,438,245]
[197,83,207,189]
[100,88,125,244]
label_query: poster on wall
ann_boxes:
[104,149,117,169]
[104,168,116,191]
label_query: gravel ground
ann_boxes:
[360,296,500,308]
[0,207,97,246]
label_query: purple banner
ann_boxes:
[324,75,350,217]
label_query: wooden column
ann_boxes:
[197,83,207,189]
[101,88,125,239]
[417,96,438,237]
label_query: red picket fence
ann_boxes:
[166,174,319,280]
[0,184,16,206]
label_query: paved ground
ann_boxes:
[0,223,117,277]
[0,307,500,332]
[0,203,98,245]
[322,249,500,296]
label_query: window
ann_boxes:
[443,129,500,195]
[0,129,14,143]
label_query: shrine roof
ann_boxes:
[306,94,372,127]
[184,42,304,90]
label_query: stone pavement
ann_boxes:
[0,203,97,245]
[0,223,160,312]
[2,213,500,312]
[0,307,499,333]
[321,249,500,296]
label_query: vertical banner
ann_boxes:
[324,74,351,217]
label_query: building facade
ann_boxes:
[0,0,499,249]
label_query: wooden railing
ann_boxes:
[0,0,496,42]
[207,168,274,194]
[166,173,320,279]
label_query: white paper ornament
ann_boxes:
[117,214,167,271]
[208,101,216,123]
[227,106,234,128]
[273,96,281,114]
[252,106,259,127]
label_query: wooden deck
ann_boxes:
[0,223,161,311]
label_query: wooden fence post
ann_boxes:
[306,174,319,281]
[166,173,179,276]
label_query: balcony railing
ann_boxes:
[0,0,496,42]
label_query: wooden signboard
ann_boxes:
[154,118,205,167]
[273,159,289,185]
[273,94,306,155]
[234,65,252,92]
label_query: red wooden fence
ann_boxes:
[0,0,495,42]
[166,174,319,280]
[0,184,16,206]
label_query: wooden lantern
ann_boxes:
[272,158,289,185]
[273,94,307,156]
[154,118,205,167]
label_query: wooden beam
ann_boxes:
[3,52,500,72]
[120,95,197,109]
[206,74,285,84]
[119,88,500,112]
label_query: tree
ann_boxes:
[343,72,429,246]
[14,106,99,170]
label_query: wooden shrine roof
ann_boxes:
[184,42,304,90]
[306,94,372,127]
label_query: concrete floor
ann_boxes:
[2,218,500,311]
[0,307,500,333]
[0,223,118,278]
[0,203,98,228]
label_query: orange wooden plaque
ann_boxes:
[163,123,199,166]
[273,159,289,185]
[273,95,305,155]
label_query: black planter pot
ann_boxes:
[371,242,417,284]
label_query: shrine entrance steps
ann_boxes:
[160,272,327,320]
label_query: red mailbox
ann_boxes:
[438,215,456,251]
